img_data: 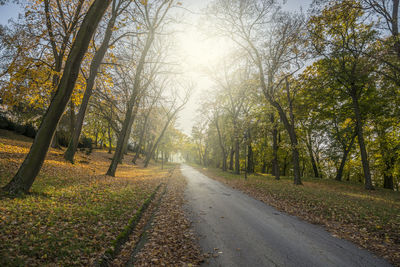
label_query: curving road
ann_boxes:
[182,164,391,267]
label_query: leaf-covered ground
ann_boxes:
[133,168,203,266]
[110,168,203,266]
[0,130,169,266]
[193,165,400,266]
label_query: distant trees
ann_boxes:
[181,0,400,191]
[106,0,177,176]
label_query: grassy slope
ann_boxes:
[193,164,400,266]
[0,130,170,266]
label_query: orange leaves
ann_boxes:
[0,132,170,265]
[133,169,203,266]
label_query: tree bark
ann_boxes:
[229,147,234,171]
[234,138,240,174]
[64,7,118,163]
[3,0,112,194]
[392,0,400,58]
[69,101,76,138]
[351,91,374,189]
[120,102,140,161]
[270,113,280,180]
[247,142,254,173]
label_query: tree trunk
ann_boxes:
[69,101,76,138]
[107,30,155,176]
[215,117,227,171]
[305,131,319,178]
[3,0,111,194]
[132,124,147,164]
[121,103,140,161]
[392,0,400,59]
[133,100,156,164]
[51,129,61,149]
[107,103,133,176]
[335,133,356,181]
[144,117,172,168]
[234,138,240,174]
[351,92,373,190]
[270,113,280,180]
[247,143,254,173]
[229,147,234,171]
[108,123,112,154]
[64,10,118,163]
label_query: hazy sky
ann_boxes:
[0,0,313,136]
[175,0,313,135]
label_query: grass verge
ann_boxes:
[0,130,171,266]
[191,164,400,266]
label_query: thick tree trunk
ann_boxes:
[3,0,111,194]
[120,103,139,161]
[247,143,254,173]
[107,103,133,176]
[229,147,234,171]
[64,11,117,163]
[351,92,374,190]
[382,151,395,190]
[234,139,240,174]
[270,113,280,180]
[392,0,400,59]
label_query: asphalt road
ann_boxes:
[182,164,391,267]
